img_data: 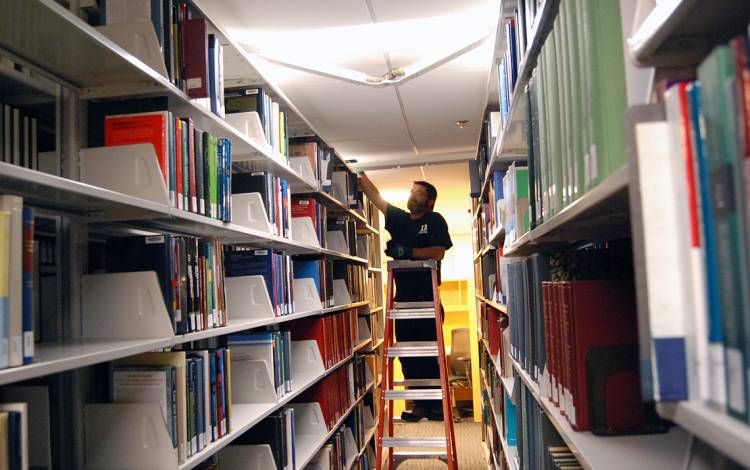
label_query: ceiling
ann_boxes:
[201,0,502,170]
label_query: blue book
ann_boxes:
[498,58,510,122]
[208,35,218,115]
[22,207,33,364]
[209,351,218,441]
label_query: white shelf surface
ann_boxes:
[511,359,690,470]
[657,401,750,466]
[353,338,373,353]
[499,433,519,470]
[0,338,174,386]
[476,294,508,314]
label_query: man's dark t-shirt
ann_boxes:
[384,204,453,301]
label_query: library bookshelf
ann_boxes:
[0,0,386,468]
[474,0,750,469]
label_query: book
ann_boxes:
[183,18,208,99]
[0,196,22,367]
[21,207,33,365]
[0,403,26,470]
[0,211,9,370]
[104,111,170,186]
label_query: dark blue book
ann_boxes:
[7,411,19,470]
[209,351,218,441]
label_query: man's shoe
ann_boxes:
[428,406,444,421]
[401,406,428,422]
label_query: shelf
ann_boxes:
[355,426,377,460]
[502,166,630,257]
[628,0,750,67]
[0,338,174,387]
[480,0,562,192]
[511,359,690,470]
[476,294,508,314]
[367,267,383,274]
[656,401,750,466]
[353,338,373,353]
[301,190,371,229]
[368,306,384,314]
[319,248,369,265]
[499,435,519,470]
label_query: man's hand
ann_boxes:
[385,244,413,260]
[358,174,388,214]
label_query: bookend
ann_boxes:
[293,277,324,313]
[230,358,278,404]
[289,156,318,186]
[83,403,176,470]
[231,192,274,233]
[80,143,170,206]
[356,316,371,344]
[290,340,326,388]
[223,112,269,151]
[586,345,669,436]
[332,279,352,306]
[81,272,175,339]
[218,444,276,469]
[364,405,376,430]
[291,217,321,247]
[326,230,349,254]
[94,22,169,78]
[287,402,328,458]
[343,426,358,468]
[224,275,275,321]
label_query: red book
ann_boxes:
[183,18,209,99]
[542,282,552,398]
[568,280,638,431]
[559,282,573,420]
[215,349,225,438]
[174,117,184,209]
[547,283,559,405]
[104,112,169,184]
[487,307,501,356]
[290,316,328,368]
[292,197,317,222]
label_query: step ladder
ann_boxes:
[376,260,458,469]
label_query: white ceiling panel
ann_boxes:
[216,0,371,31]
[369,0,497,23]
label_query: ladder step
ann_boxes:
[382,437,447,448]
[393,301,434,309]
[386,389,444,400]
[387,341,439,357]
[388,308,436,319]
[393,379,443,387]
[393,450,448,461]
[387,260,437,271]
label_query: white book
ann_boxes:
[0,195,22,367]
[283,408,295,470]
[0,402,27,470]
[192,350,211,448]
[636,118,693,401]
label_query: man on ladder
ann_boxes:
[359,174,457,469]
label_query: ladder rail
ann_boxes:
[375,263,458,470]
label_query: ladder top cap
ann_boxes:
[387,259,437,271]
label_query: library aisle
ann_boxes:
[0,0,750,469]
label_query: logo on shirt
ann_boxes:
[418,224,429,234]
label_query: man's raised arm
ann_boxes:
[358,174,388,214]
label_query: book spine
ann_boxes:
[21,207,33,365]
[0,211,9,370]
[1,196,22,368]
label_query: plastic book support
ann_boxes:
[230,358,278,404]
[357,317,372,344]
[289,156,317,185]
[224,112,268,149]
[83,404,176,470]
[326,231,349,254]
[81,272,175,339]
[293,277,323,312]
[224,275,275,321]
[333,279,352,306]
[287,402,328,452]
[218,445,276,470]
[343,427,358,468]
[291,340,326,386]
[94,22,169,78]
[231,193,274,234]
[80,144,170,206]
[291,217,320,247]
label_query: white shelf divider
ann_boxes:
[293,278,324,313]
[326,230,349,254]
[80,144,170,207]
[94,21,169,77]
[223,111,269,150]
[217,444,276,470]
[333,279,353,306]
[230,192,274,234]
[224,275,275,322]
[288,402,329,466]
[81,272,175,340]
[231,358,278,405]
[289,156,318,187]
[83,403,177,470]
[291,217,321,247]
[343,426,358,469]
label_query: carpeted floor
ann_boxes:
[391,418,486,469]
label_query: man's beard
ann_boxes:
[407,197,429,213]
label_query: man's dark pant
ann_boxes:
[394,292,443,411]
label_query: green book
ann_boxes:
[698,45,750,422]
[545,30,563,216]
[208,134,219,219]
[536,49,548,224]
[566,0,584,201]
[574,0,593,193]
[553,21,568,208]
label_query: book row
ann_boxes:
[292,310,356,370]
[100,234,226,335]
[226,86,290,160]
[234,171,292,238]
[0,195,34,369]
[104,110,232,221]
[96,0,226,117]
[505,249,666,436]
[227,331,293,398]
[225,249,295,316]
[0,103,39,172]
[297,366,354,431]
[525,0,627,226]
[637,26,750,427]
[477,248,504,305]
[109,348,232,464]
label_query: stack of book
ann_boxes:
[231,408,295,470]
[516,385,568,470]
[104,111,232,221]
[525,0,627,225]
[291,310,354,370]
[227,331,292,398]
[327,217,358,256]
[309,425,348,470]
[111,348,232,464]
[233,171,292,238]
[294,257,334,308]
[297,365,353,430]
[331,170,359,209]
[348,356,370,399]
[289,138,334,188]
[334,263,367,303]
[224,249,294,317]
[104,235,226,334]
[97,0,226,117]
[292,197,328,245]
[225,86,289,160]
[0,103,39,171]
[0,195,35,369]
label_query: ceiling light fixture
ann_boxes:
[456,120,470,129]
